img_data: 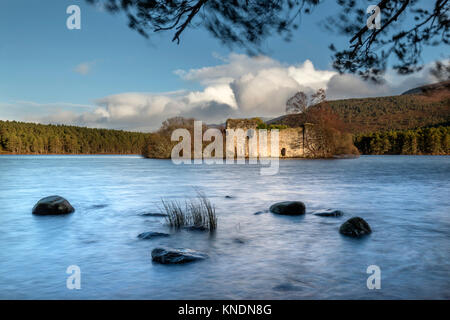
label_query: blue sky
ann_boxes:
[0,0,446,131]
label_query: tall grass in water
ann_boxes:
[162,199,186,229]
[162,193,217,231]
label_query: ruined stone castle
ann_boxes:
[225,118,313,158]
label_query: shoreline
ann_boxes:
[0,153,141,156]
[0,153,448,157]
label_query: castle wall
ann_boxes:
[225,119,308,158]
[279,128,305,157]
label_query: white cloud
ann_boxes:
[326,63,440,100]
[2,54,441,131]
[185,84,238,109]
[175,54,281,85]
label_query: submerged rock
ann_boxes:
[313,209,344,217]
[225,195,234,199]
[269,201,306,216]
[273,283,303,292]
[32,196,74,215]
[339,217,372,238]
[137,231,170,239]
[183,225,209,232]
[233,237,246,244]
[139,212,168,217]
[151,248,208,264]
[90,204,108,209]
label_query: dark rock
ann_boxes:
[90,204,108,209]
[339,217,372,238]
[233,238,246,244]
[32,196,74,215]
[273,283,302,292]
[139,212,168,217]
[138,232,170,239]
[269,201,306,216]
[183,225,208,232]
[254,211,265,215]
[225,195,233,199]
[151,248,208,264]
[313,209,344,217]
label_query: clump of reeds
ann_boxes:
[161,192,217,232]
[161,199,186,228]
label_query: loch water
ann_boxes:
[0,155,449,299]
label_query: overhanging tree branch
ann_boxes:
[87,0,450,80]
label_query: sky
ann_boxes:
[0,0,447,131]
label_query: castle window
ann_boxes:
[281,148,286,156]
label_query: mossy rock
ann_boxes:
[151,248,208,264]
[138,232,170,239]
[339,217,372,238]
[32,196,74,215]
[269,201,306,215]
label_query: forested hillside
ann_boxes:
[0,120,148,154]
[325,94,449,134]
[268,81,450,155]
[354,126,450,155]
[271,88,449,134]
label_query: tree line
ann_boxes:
[142,117,208,159]
[354,126,450,155]
[0,120,148,154]
[2,114,448,157]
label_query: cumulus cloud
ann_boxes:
[2,54,442,131]
[326,65,438,100]
[80,55,338,129]
[175,54,281,86]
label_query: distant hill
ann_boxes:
[268,80,450,134]
[401,80,450,95]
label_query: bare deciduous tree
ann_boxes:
[286,88,326,114]
[286,91,308,114]
[310,88,326,106]
[285,89,357,157]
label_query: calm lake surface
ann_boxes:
[0,155,449,299]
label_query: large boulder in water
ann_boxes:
[339,217,372,238]
[151,248,208,264]
[269,201,306,216]
[32,196,74,215]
